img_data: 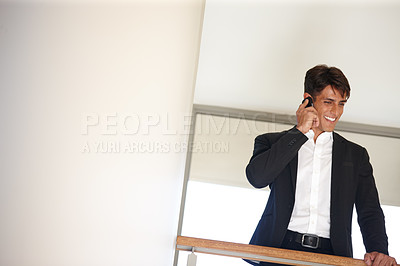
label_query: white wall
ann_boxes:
[194,0,400,128]
[0,1,203,265]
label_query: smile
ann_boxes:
[324,116,336,122]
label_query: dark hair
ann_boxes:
[304,64,350,99]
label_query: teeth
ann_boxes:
[324,116,336,122]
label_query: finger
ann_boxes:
[364,255,373,266]
[387,257,397,266]
[313,117,319,128]
[364,258,372,266]
[371,254,384,266]
[300,98,309,109]
[383,258,391,266]
[384,258,395,266]
[364,253,376,266]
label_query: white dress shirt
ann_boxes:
[287,130,333,238]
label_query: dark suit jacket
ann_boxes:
[246,127,388,259]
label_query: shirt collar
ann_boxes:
[305,130,333,143]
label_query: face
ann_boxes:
[308,85,347,135]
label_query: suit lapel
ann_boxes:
[331,132,346,217]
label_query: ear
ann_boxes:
[303,92,312,99]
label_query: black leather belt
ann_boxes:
[286,230,332,250]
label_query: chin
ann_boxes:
[321,124,336,132]
[325,126,336,132]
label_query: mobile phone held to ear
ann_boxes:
[302,96,313,108]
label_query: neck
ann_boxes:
[312,128,324,143]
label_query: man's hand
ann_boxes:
[296,98,319,134]
[364,251,397,266]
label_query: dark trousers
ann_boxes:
[259,230,334,266]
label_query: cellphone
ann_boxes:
[302,96,313,108]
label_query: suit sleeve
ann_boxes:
[246,127,307,189]
[355,148,389,255]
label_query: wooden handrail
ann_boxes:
[176,236,395,266]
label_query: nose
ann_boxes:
[330,103,339,116]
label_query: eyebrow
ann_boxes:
[325,97,347,103]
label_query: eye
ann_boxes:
[324,101,332,104]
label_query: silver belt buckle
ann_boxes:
[301,233,319,249]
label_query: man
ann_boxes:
[245,65,397,265]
